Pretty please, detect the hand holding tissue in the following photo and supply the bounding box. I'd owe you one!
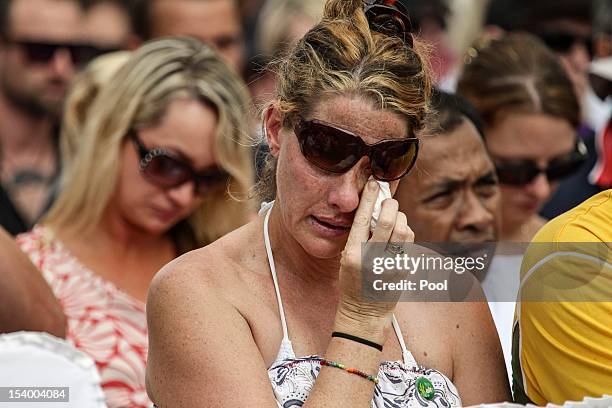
[369,178,391,233]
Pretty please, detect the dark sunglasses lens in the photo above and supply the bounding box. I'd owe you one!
[541,33,593,57]
[541,33,574,53]
[74,45,121,66]
[21,42,56,63]
[546,156,584,181]
[297,122,361,173]
[495,163,540,185]
[69,45,102,66]
[196,170,228,193]
[18,42,106,66]
[143,154,191,188]
[371,140,418,181]
[585,38,594,57]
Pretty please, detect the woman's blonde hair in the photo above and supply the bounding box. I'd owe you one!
[61,50,131,167]
[46,37,254,251]
[457,32,580,130]
[258,0,433,201]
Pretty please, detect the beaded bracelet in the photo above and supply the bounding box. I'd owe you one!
[320,358,379,384]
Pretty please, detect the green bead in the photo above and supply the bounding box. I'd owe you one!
[416,377,435,400]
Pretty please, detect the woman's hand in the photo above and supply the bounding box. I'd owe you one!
[335,180,414,344]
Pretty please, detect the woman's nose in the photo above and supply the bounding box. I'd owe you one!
[326,156,371,213]
[167,181,197,208]
[524,172,552,203]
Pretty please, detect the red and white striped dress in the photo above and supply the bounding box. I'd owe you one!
[17,226,151,408]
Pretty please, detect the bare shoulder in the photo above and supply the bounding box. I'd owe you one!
[150,219,261,300]
[146,220,264,345]
[146,220,278,406]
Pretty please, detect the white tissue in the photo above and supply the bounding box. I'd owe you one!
[370,179,391,232]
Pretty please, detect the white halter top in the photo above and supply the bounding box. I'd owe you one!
[260,202,462,407]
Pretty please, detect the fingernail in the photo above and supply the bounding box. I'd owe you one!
[368,180,378,191]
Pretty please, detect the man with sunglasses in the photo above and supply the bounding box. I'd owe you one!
[0,0,98,234]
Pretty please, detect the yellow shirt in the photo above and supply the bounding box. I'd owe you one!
[513,190,612,405]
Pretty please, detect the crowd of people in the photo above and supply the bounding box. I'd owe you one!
[0,0,610,407]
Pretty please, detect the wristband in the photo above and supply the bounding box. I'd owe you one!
[331,331,383,351]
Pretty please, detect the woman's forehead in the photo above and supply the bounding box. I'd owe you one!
[308,94,409,142]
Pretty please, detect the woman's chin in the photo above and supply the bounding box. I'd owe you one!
[299,235,347,260]
[140,218,176,237]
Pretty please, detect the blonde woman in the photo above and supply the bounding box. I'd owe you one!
[17,37,254,408]
[147,1,510,406]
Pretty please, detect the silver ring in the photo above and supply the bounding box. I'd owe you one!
[385,242,405,255]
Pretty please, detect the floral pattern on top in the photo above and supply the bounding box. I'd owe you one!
[268,356,461,407]
[17,226,151,408]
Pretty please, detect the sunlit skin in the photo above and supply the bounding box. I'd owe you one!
[150,0,245,72]
[485,112,575,241]
[396,119,500,243]
[270,95,407,260]
[145,94,511,406]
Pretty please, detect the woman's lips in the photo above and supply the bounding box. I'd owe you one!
[310,216,351,237]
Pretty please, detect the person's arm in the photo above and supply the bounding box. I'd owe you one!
[0,228,66,337]
[147,181,411,407]
[451,296,511,404]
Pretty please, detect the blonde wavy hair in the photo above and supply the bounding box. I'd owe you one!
[46,37,254,250]
[258,0,433,201]
[61,50,131,167]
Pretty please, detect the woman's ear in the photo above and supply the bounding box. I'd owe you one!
[263,105,283,157]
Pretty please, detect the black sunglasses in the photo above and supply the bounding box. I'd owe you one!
[10,40,118,67]
[294,119,419,181]
[130,133,229,195]
[539,32,593,58]
[363,0,414,47]
[493,141,587,186]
